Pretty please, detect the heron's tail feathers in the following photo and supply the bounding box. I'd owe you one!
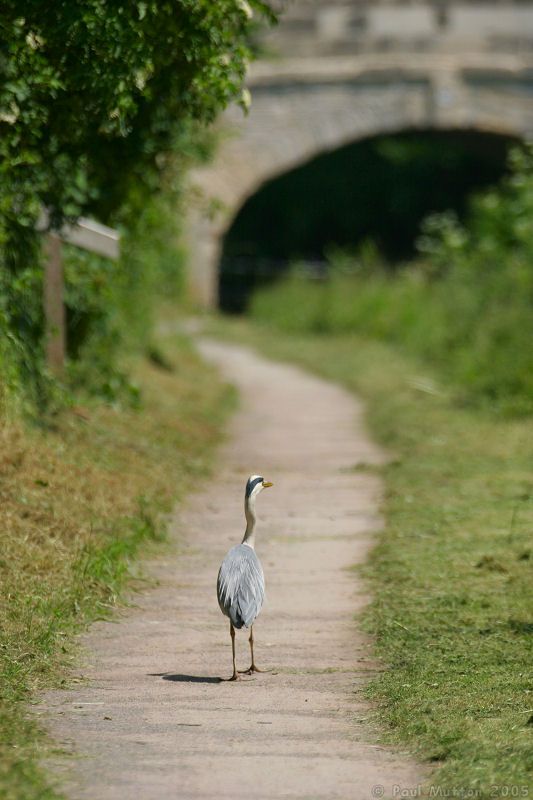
[228,602,254,629]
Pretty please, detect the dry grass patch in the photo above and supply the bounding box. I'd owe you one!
[0,333,233,800]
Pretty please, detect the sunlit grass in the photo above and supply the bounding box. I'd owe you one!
[250,269,533,415]
[0,332,234,800]
[208,314,533,796]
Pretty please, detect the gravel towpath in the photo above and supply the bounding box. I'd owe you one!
[39,340,422,799]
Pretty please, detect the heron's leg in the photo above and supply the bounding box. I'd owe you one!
[239,625,270,674]
[228,622,240,681]
[249,625,257,670]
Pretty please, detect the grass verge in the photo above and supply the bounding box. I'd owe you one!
[207,314,533,796]
[0,332,233,800]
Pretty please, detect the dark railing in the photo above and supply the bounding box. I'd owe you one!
[218,257,328,312]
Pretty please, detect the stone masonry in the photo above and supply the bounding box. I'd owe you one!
[186,1,533,307]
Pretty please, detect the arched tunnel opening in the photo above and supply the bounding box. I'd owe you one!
[218,128,517,313]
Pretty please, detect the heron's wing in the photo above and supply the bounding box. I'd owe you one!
[217,544,265,629]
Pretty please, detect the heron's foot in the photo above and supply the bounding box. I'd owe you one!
[225,671,242,682]
[238,664,271,674]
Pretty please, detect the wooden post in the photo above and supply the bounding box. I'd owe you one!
[43,233,66,375]
[38,213,119,375]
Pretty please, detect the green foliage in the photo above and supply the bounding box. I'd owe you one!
[0,1,274,409]
[1,1,272,222]
[250,145,533,415]
[0,237,57,414]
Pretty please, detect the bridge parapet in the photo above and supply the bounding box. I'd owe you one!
[264,1,533,58]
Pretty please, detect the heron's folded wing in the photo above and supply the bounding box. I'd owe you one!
[217,545,265,628]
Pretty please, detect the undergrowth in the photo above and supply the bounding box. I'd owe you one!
[250,146,533,416]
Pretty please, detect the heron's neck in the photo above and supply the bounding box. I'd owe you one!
[242,495,257,547]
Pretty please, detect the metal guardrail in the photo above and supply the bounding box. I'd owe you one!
[38,209,121,375]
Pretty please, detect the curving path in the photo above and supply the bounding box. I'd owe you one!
[39,340,422,799]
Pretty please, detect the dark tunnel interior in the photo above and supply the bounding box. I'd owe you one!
[219,128,517,312]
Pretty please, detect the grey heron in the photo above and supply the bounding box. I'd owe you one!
[217,474,273,681]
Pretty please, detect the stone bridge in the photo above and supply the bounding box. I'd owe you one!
[186,0,533,307]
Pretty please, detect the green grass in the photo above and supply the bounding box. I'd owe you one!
[207,314,533,796]
[0,331,234,800]
[249,266,533,415]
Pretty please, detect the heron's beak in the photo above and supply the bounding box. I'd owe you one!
[262,481,273,488]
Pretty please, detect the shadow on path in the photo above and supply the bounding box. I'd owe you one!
[148,672,222,684]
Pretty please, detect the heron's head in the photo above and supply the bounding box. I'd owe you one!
[245,474,273,501]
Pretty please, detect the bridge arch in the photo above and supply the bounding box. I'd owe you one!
[219,126,518,310]
[185,51,533,307]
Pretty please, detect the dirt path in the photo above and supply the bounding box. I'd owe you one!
[39,341,422,799]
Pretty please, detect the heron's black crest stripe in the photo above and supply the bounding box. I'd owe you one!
[245,476,263,497]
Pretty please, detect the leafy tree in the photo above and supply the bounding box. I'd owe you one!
[0,0,273,225]
[0,0,274,407]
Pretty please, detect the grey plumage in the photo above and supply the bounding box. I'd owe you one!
[217,543,265,629]
[217,474,273,679]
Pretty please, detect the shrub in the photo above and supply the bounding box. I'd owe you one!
[0,2,274,409]
[250,145,533,415]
